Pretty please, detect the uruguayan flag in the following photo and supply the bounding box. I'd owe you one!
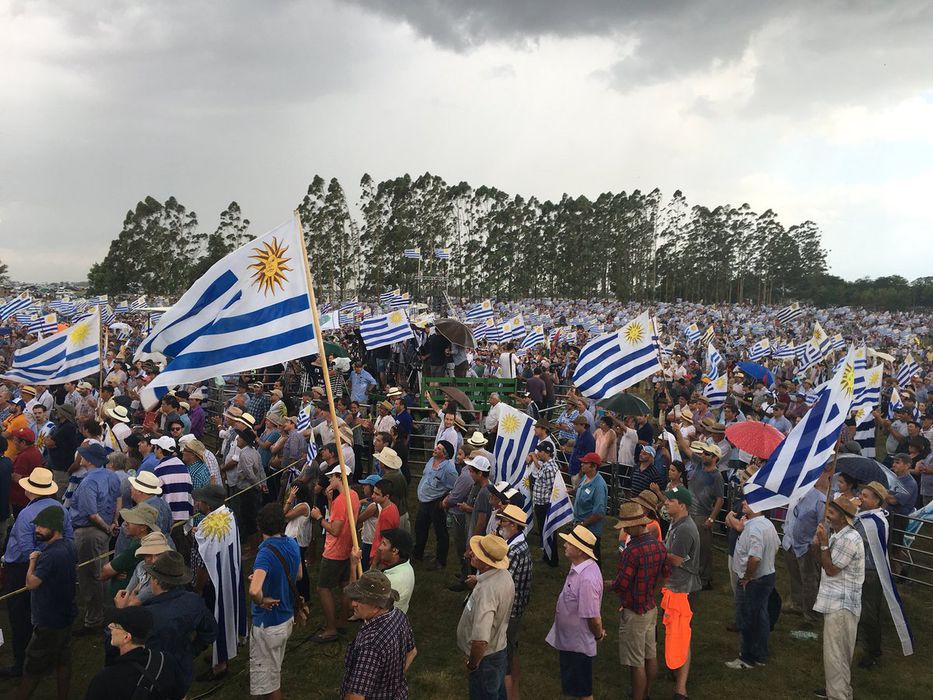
[434,248,451,260]
[389,292,411,309]
[472,319,490,341]
[542,471,574,560]
[340,299,359,313]
[136,219,319,392]
[684,323,702,343]
[466,300,494,322]
[507,315,526,339]
[772,342,795,361]
[811,321,831,357]
[114,301,130,314]
[131,296,147,311]
[360,310,414,350]
[403,248,421,259]
[775,302,803,324]
[494,404,538,527]
[704,375,728,409]
[573,311,663,400]
[195,506,247,666]
[0,295,33,321]
[707,341,724,369]
[520,325,545,349]
[701,325,715,345]
[90,295,109,307]
[2,310,100,384]
[830,334,846,352]
[379,289,401,305]
[887,387,904,420]
[852,365,883,425]
[28,313,58,336]
[101,305,116,326]
[896,353,920,387]
[748,338,771,361]
[744,347,856,511]
[296,406,318,465]
[485,319,504,344]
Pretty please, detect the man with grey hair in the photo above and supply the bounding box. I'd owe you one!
[484,393,503,436]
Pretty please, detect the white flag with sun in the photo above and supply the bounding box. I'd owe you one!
[494,404,539,529]
[1,307,100,384]
[136,217,319,392]
[196,506,247,666]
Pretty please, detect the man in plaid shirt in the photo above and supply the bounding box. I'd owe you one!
[530,441,561,566]
[497,504,533,700]
[610,502,670,700]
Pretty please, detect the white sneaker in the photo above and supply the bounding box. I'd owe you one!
[725,658,755,669]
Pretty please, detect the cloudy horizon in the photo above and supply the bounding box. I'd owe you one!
[2,0,932,284]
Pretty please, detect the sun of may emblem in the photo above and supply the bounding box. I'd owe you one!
[248,237,292,295]
[388,310,404,325]
[199,509,233,541]
[868,368,881,385]
[69,320,91,344]
[840,361,855,397]
[623,322,644,344]
[500,413,521,435]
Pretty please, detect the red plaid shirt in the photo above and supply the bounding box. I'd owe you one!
[611,531,670,614]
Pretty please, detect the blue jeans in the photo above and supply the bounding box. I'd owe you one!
[468,649,507,700]
[735,572,775,664]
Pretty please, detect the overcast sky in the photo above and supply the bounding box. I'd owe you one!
[2,0,932,283]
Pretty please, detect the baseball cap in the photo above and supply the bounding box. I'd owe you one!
[664,486,693,507]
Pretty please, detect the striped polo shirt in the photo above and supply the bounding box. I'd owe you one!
[154,456,194,521]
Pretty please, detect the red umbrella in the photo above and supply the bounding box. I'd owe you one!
[724,422,786,460]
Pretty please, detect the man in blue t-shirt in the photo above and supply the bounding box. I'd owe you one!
[248,503,301,698]
[19,505,77,697]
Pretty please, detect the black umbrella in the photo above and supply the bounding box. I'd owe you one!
[435,318,476,349]
[596,393,651,417]
[835,453,903,493]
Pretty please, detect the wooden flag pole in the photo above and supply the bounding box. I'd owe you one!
[294,210,363,577]
[97,306,105,390]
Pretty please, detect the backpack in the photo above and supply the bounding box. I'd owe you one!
[129,649,171,700]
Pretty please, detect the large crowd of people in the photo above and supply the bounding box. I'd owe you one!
[0,295,931,699]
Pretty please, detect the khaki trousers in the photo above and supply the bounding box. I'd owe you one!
[823,609,858,700]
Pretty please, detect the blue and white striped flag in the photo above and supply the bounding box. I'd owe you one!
[896,353,920,387]
[403,248,421,259]
[701,325,715,346]
[434,248,451,260]
[340,299,360,313]
[684,323,702,343]
[2,310,101,384]
[775,302,803,324]
[703,375,729,410]
[506,315,526,339]
[296,406,318,464]
[466,300,494,322]
[360,310,414,350]
[115,301,130,314]
[485,319,504,344]
[494,404,538,528]
[135,218,319,394]
[15,313,34,324]
[131,296,147,311]
[852,364,882,426]
[389,292,411,309]
[101,305,116,326]
[744,348,856,511]
[379,289,401,305]
[830,334,846,352]
[0,295,33,321]
[472,319,490,341]
[90,294,109,307]
[194,506,247,666]
[28,313,58,336]
[887,387,904,420]
[748,339,771,361]
[707,341,724,370]
[520,325,545,349]
[573,311,663,401]
[541,471,574,560]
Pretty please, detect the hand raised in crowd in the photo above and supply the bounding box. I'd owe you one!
[815,522,829,546]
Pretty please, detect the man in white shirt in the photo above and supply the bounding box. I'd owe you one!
[485,393,504,435]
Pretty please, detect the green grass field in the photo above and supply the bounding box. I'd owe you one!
[2,514,931,699]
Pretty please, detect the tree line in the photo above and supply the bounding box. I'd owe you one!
[82,173,933,310]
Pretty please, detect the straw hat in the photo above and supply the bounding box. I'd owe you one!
[264,412,285,427]
[106,405,131,423]
[374,447,403,470]
[20,467,58,496]
[559,525,598,560]
[466,431,488,447]
[701,442,723,458]
[828,494,858,524]
[182,438,206,460]
[468,533,510,570]
[378,400,393,412]
[614,501,651,530]
[119,503,159,531]
[863,480,889,504]
[20,385,37,397]
[632,489,661,515]
[498,504,527,528]
[453,415,467,431]
[234,412,256,428]
[128,471,163,496]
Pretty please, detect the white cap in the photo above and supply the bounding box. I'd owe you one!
[325,464,349,477]
[177,433,196,446]
[465,455,491,473]
[153,435,176,451]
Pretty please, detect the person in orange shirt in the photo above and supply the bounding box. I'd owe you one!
[617,490,663,548]
[309,463,360,644]
[2,399,30,458]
